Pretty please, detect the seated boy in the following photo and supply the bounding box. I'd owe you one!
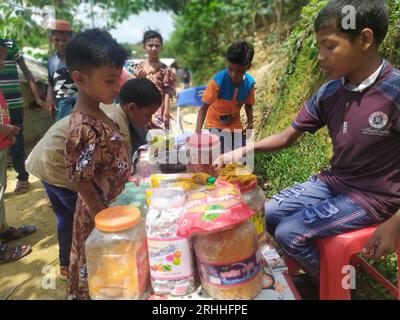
[196,41,255,153]
[216,0,400,279]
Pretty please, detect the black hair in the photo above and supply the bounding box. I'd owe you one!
[314,0,389,45]
[0,39,7,48]
[119,78,162,108]
[143,30,163,46]
[226,41,254,66]
[65,28,128,72]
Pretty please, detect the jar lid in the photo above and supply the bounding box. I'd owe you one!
[186,133,220,148]
[95,206,141,232]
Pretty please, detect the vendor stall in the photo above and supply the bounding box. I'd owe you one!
[85,131,301,300]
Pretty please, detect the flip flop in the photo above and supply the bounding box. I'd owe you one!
[0,243,31,265]
[0,225,38,243]
[14,180,30,194]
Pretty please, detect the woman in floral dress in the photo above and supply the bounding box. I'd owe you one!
[126,30,175,130]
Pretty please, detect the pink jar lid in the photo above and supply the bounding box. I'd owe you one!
[186,133,220,148]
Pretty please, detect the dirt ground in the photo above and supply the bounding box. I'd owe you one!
[0,103,198,300]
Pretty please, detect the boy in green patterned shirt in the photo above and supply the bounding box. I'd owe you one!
[0,39,45,194]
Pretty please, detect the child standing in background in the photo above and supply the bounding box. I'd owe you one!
[45,20,78,121]
[196,41,256,153]
[126,30,174,130]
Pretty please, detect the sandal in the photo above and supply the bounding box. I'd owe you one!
[0,225,38,243]
[60,266,69,281]
[14,180,30,194]
[0,243,31,265]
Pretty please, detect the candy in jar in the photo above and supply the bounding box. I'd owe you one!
[86,206,149,300]
[146,188,196,296]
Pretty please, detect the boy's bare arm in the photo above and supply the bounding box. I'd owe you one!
[75,181,107,215]
[253,125,303,153]
[163,92,171,129]
[215,125,304,168]
[244,104,254,129]
[195,103,209,133]
[17,58,45,109]
[45,86,55,118]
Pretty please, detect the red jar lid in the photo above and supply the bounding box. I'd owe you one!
[186,133,220,148]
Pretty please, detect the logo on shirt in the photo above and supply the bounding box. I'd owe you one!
[369,112,388,129]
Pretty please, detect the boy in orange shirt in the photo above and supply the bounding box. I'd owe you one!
[196,41,255,153]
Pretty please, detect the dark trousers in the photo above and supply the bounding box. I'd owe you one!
[42,181,77,267]
[9,108,29,181]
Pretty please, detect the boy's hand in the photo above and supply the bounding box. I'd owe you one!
[44,100,56,118]
[214,147,245,171]
[362,220,400,261]
[163,112,172,130]
[135,70,147,78]
[144,121,161,131]
[0,124,20,139]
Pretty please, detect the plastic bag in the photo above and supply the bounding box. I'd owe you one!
[177,184,254,237]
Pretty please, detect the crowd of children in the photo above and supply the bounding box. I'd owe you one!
[0,0,399,300]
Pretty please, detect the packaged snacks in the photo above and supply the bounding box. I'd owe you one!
[218,164,267,243]
[193,220,263,300]
[260,243,288,275]
[146,188,196,296]
[177,184,254,237]
[150,173,194,188]
[218,163,257,187]
[86,206,149,300]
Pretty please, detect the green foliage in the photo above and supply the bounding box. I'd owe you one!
[381,0,400,67]
[0,2,48,48]
[165,0,306,84]
[255,0,331,196]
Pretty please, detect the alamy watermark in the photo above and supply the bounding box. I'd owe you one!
[342,5,357,30]
[41,265,57,290]
[342,265,356,290]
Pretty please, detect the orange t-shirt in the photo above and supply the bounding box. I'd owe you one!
[202,69,255,130]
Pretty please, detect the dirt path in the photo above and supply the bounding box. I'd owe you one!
[0,171,67,300]
[0,102,199,300]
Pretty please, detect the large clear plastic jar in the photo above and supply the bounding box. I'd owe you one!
[240,182,267,243]
[146,188,196,296]
[86,206,149,300]
[186,133,220,176]
[194,220,262,300]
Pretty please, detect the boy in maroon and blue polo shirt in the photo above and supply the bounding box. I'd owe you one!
[217,0,400,279]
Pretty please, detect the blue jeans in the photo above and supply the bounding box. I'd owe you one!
[42,181,77,267]
[9,108,29,181]
[265,176,381,279]
[55,97,76,122]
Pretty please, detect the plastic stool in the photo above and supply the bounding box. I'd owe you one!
[285,226,400,300]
